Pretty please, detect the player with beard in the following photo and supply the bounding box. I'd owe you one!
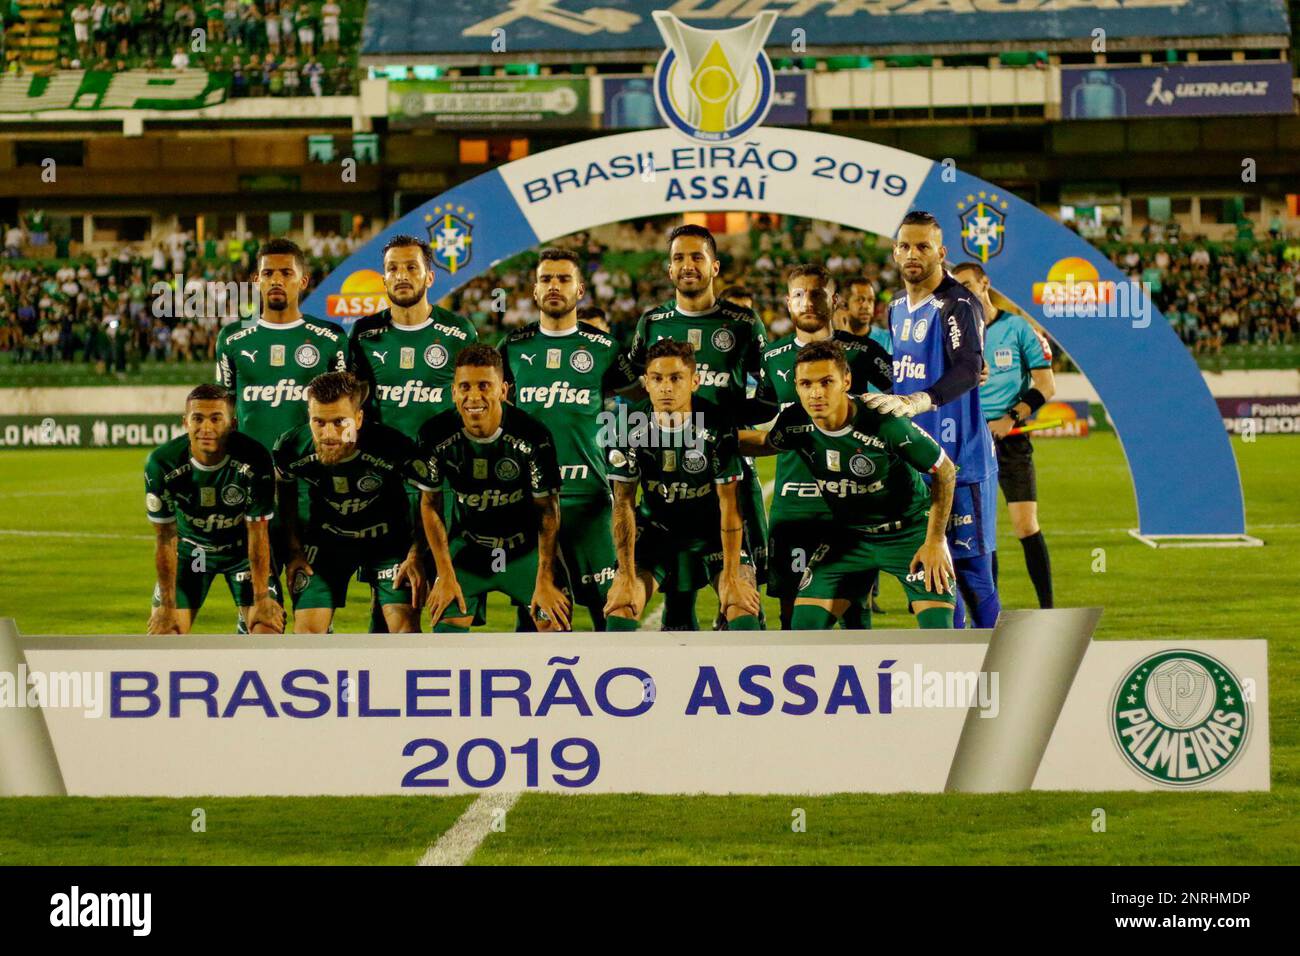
[273,371,433,633]
[753,264,893,629]
[498,248,640,631]
[214,237,347,630]
[865,211,1000,629]
[349,234,477,631]
[630,224,771,629]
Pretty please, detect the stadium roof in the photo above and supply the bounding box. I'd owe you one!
[361,0,1292,66]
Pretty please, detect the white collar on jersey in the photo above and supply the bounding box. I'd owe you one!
[904,293,935,314]
[257,317,305,330]
[464,425,504,444]
[392,316,433,332]
[539,322,578,337]
[190,455,230,471]
[674,302,720,318]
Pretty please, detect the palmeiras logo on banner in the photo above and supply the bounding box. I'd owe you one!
[425,203,475,274]
[653,12,777,143]
[957,192,1008,263]
[1111,649,1250,787]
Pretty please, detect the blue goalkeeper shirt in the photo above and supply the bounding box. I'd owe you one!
[888,271,994,484]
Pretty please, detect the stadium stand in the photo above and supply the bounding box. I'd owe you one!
[4,217,1297,382]
[4,1,365,94]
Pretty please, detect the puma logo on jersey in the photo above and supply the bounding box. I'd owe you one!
[372,350,388,364]
[775,369,790,381]
[520,353,536,365]
[241,350,258,362]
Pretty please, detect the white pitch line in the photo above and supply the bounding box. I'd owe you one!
[0,528,152,541]
[418,791,520,867]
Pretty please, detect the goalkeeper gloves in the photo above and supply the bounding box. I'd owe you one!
[862,391,933,418]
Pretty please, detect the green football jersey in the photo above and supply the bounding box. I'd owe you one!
[756,331,896,522]
[349,307,478,436]
[417,403,562,554]
[500,321,639,500]
[215,316,349,452]
[272,421,434,544]
[144,431,276,570]
[766,396,944,532]
[606,399,743,537]
[630,298,768,423]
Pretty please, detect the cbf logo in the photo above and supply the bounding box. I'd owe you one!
[653,12,777,143]
[1112,650,1249,787]
[425,204,475,274]
[957,191,1009,263]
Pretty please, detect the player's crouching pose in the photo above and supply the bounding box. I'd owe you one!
[739,342,957,629]
[274,371,434,633]
[417,345,572,632]
[145,384,284,635]
[604,340,764,630]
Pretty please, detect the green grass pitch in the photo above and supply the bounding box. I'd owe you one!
[0,433,1297,864]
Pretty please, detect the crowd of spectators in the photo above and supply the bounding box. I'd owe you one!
[2,214,1297,372]
[6,2,360,98]
[0,223,365,367]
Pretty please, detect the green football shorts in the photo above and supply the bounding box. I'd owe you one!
[441,536,571,623]
[796,521,955,609]
[558,493,617,608]
[290,535,413,610]
[154,544,282,612]
[636,521,753,594]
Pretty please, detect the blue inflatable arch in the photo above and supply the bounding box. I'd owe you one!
[305,128,1245,539]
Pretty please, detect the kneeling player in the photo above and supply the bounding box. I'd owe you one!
[604,340,763,630]
[418,345,571,632]
[274,371,432,633]
[145,384,284,635]
[739,341,956,629]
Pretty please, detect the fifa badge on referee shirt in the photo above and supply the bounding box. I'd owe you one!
[270,344,285,367]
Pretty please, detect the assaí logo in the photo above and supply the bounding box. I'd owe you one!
[653,11,778,143]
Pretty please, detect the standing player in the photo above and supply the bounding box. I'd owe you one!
[214,237,348,627]
[349,234,478,630]
[418,346,571,633]
[145,384,284,635]
[215,237,349,451]
[840,276,894,356]
[867,211,1000,628]
[630,224,770,627]
[739,341,956,629]
[499,248,640,630]
[273,371,433,633]
[754,264,893,629]
[953,261,1057,609]
[604,340,763,630]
